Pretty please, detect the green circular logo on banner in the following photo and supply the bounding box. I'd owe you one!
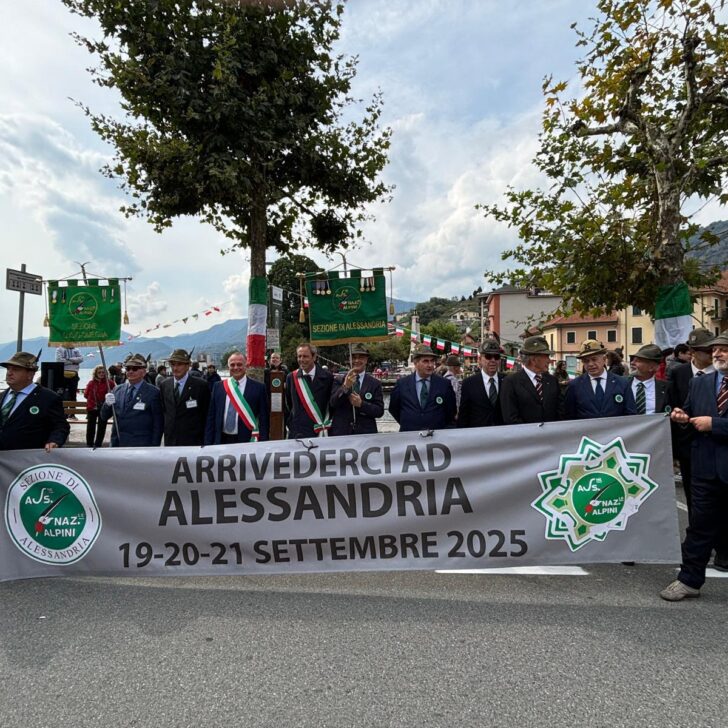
[4,465,102,565]
[68,292,98,321]
[272,377,282,388]
[572,472,625,525]
[333,285,362,315]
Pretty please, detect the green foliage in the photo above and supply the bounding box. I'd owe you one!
[268,253,320,326]
[366,337,411,367]
[416,297,452,326]
[479,0,728,315]
[421,320,461,344]
[63,0,391,278]
[280,322,307,370]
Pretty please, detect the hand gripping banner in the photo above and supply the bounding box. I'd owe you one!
[0,415,680,582]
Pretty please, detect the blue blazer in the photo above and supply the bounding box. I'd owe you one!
[388,373,457,432]
[205,378,269,445]
[564,372,637,420]
[101,380,163,447]
[682,372,728,482]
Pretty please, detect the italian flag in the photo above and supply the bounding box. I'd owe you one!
[422,334,432,347]
[654,282,693,350]
[395,327,404,337]
[410,331,419,343]
[451,343,460,355]
[435,339,445,351]
[246,276,267,368]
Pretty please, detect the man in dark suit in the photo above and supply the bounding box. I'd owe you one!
[457,338,506,428]
[661,331,728,601]
[666,328,715,514]
[205,351,269,444]
[389,344,457,432]
[628,344,669,414]
[564,339,637,419]
[0,351,69,451]
[100,353,163,447]
[500,335,562,425]
[285,342,334,438]
[160,348,211,446]
[329,343,384,436]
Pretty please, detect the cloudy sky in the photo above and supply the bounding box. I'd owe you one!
[3,0,718,346]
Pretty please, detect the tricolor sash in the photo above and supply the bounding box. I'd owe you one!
[222,378,260,442]
[293,370,331,436]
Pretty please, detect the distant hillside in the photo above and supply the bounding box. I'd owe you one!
[688,219,728,267]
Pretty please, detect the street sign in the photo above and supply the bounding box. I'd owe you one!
[6,268,42,295]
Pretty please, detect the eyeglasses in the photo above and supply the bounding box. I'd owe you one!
[482,354,500,360]
[125,365,144,371]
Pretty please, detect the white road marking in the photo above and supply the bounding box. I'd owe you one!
[436,566,589,576]
[676,501,688,512]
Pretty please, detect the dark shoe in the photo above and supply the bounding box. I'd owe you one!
[660,580,700,602]
[621,561,635,566]
[712,556,728,572]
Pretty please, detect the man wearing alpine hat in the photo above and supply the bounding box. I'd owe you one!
[457,338,505,428]
[0,351,69,451]
[661,329,728,600]
[159,348,211,446]
[564,339,637,420]
[628,344,669,415]
[500,335,562,424]
[101,353,163,447]
[389,344,457,432]
[329,343,384,436]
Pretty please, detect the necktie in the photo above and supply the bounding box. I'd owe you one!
[534,374,543,400]
[717,377,728,415]
[1,391,18,424]
[353,376,360,394]
[594,378,605,407]
[636,382,646,414]
[420,378,429,408]
[696,371,704,376]
[488,377,497,405]
[174,382,181,402]
[126,385,135,407]
[225,399,238,433]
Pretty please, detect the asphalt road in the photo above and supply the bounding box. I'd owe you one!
[2,495,727,728]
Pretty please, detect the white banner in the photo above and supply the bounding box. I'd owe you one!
[0,416,681,582]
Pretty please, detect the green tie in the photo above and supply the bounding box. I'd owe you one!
[1,391,18,424]
[419,378,429,408]
[353,376,360,394]
[174,382,181,402]
[636,382,646,414]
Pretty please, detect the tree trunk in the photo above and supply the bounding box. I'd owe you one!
[654,168,683,287]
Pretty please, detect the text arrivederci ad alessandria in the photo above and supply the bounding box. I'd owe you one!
[118,442,529,570]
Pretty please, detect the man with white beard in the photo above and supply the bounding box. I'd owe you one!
[661,331,728,601]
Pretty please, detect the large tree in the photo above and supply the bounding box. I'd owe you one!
[481,0,728,320]
[64,0,391,374]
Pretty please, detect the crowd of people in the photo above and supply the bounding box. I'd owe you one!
[2,326,727,602]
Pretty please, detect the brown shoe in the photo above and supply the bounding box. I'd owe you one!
[660,579,700,602]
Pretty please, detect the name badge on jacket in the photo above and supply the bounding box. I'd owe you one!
[186,400,197,409]
[133,402,146,411]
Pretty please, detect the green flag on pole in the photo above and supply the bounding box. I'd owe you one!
[48,279,122,347]
[305,270,388,346]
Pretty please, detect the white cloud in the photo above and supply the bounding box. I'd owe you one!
[127,281,168,321]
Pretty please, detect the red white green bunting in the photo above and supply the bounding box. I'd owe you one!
[422,334,432,347]
[292,371,331,436]
[222,378,260,441]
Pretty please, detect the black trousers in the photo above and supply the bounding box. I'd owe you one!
[63,373,79,401]
[85,409,108,448]
[679,475,728,589]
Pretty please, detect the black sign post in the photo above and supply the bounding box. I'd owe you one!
[6,264,42,351]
